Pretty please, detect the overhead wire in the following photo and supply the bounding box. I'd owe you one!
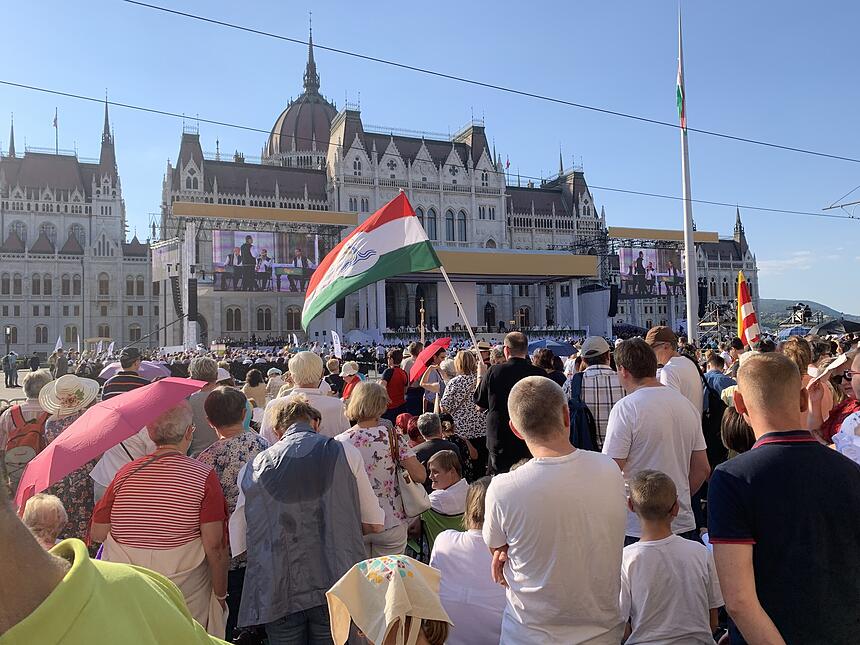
[123,0,860,166]
[0,78,855,222]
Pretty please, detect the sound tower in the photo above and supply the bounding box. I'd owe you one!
[187,278,198,322]
[697,283,708,319]
[607,285,619,318]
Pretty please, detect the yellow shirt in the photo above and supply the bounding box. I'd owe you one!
[0,539,227,645]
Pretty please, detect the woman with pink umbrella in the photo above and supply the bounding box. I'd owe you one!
[39,374,100,544]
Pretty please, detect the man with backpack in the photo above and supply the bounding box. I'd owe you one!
[564,336,625,451]
[0,369,52,493]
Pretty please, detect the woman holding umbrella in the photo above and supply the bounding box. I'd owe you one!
[39,374,100,543]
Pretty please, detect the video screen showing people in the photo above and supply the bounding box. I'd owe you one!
[212,231,325,293]
[618,248,685,298]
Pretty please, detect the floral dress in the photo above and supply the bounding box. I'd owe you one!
[45,410,96,542]
[196,430,270,569]
[440,374,487,439]
[337,425,415,529]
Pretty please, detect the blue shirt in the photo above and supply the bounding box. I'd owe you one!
[703,369,735,395]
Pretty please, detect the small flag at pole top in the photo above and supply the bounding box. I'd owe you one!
[505,156,510,169]
[676,17,687,131]
[52,108,57,129]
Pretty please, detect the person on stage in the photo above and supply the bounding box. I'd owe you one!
[288,246,313,292]
[256,248,273,292]
[240,235,256,291]
[224,247,243,290]
[634,251,646,295]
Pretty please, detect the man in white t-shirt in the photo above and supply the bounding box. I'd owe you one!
[483,376,627,644]
[603,338,710,543]
[646,326,704,417]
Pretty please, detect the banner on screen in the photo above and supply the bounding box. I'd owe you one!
[211,230,331,293]
[618,248,685,299]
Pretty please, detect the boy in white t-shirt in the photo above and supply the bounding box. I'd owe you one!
[620,470,723,644]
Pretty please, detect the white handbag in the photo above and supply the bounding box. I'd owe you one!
[387,428,431,518]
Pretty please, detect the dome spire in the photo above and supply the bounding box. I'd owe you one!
[303,12,320,95]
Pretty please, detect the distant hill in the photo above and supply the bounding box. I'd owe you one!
[758,298,859,329]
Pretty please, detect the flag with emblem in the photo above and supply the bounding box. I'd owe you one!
[302,192,441,329]
[737,270,760,348]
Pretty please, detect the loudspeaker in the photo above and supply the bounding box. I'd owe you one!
[607,284,619,318]
[697,284,708,319]
[187,278,198,322]
[335,298,345,319]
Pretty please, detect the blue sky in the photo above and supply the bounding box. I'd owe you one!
[3,0,859,313]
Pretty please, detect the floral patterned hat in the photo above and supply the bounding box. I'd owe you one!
[327,555,451,645]
[39,373,99,417]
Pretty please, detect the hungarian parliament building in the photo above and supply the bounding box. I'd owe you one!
[0,30,758,352]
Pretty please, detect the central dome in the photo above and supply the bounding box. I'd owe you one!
[263,30,336,163]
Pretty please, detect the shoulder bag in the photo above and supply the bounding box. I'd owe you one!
[387,428,431,518]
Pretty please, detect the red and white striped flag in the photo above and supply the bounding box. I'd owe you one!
[737,271,760,348]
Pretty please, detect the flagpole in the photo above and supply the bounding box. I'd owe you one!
[678,13,699,342]
[438,266,480,352]
[54,108,58,155]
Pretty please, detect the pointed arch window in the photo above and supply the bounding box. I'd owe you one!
[136,276,145,296]
[32,274,41,296]
[353,157,362,176]
[35,325,48,344]
[457,210,467,242]
[43,274,52,295]
[415,207,424,228]
[257,306,273,331]
[12,274,22,295]
[73,274,82,296]
[62,274,71,296]
[445,210,455,242]
[226,307,242,331]
[64,325,78,344]
[98,273,110,296]
[286,306,301,331]
[126,276,135,296]
[426,208,438,241]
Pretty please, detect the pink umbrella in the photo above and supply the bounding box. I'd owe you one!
[409,337,452,383]
[15,377,206,510]
[99,360,171,381]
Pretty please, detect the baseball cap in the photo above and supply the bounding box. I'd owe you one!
[119,346,141,362]
[644,326,677,346]
[580,336,611,359]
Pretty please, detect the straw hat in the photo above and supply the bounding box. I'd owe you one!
[39,374,99,417]
[340,361,359,377]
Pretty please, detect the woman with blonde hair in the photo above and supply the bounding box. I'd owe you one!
[440,350,487,474]
[22,493,68,550]
[336,382,426,557]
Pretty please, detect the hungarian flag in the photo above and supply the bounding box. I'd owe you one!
[677,17,687,130]
[301,192,441,329]
[737,271,760,348]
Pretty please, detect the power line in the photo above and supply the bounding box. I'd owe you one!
[0,78,855,223]
[123,0,860,166]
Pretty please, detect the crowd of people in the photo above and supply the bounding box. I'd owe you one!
[0,324,859,644]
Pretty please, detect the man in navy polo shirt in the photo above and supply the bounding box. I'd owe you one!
[708,353,860,644]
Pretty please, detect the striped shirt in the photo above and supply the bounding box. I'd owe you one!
[102,370,151,400]
[92,452,227,549]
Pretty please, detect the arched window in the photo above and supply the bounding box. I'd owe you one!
[73,274,82,296]
[32,274,41,296]
[97,323,110,338]
[426,208,438,240]
[415,207,424,228]
[43,274,52,295]
[64,325,78,344]
[12,274,22,295]
[9,221,26,244]
[0,274,7,295]
[722,278,729,298]
[485,238,497,249]
[256,307,272,331]
[518,306,531,328]
[99,273,110,296]
[484,302,496,328]
[35,325,48,344]
[61,274,71,296]
[39,222,57,245]
[226,307,242,331]
[136,276,145,296]
[129,324,142,342]
[353,157,362,176]
[126,276,134,296]
[286,306,301,330]
[445,210,455,242]
[709,278,716,298]
[457,210,467,242]
[6,326,17,344]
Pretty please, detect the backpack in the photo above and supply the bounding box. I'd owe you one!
[683,355,729,468]
[567,372,599,451]
[4,406,50,493]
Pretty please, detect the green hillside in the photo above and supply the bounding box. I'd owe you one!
[758,298,859,329]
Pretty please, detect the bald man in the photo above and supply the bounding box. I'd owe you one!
[707,353,860,645]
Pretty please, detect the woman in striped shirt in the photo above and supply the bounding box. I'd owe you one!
[91,401,229,640]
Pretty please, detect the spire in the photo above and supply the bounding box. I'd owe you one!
[558,146,564,175]
[99,95,117,183]
[303,14,320,95]
[734,206,744,234]
[102,95,112,144]
[8,114,15,158]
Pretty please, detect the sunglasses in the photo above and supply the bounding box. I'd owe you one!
[839,371,858,381]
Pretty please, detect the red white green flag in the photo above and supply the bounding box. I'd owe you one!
[737,270,760,347]
[302,192,441,329]
[677,16,687,130]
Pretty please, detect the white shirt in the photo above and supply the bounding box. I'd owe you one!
[429,477,468,514]
[483,450,627,645]
[90,427,156,488]
[657,355,704,417]
[260,385,350,443]
[430,529,506,645]
[620,535,723,645]
[229,439,384,557]
[603,386,707,537]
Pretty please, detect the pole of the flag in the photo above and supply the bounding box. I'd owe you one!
[679,14,699,342]
[438,266,480,353]
[54,108,58,155]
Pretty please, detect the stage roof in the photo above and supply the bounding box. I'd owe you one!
[172,202,357,227]
[608,227,719,243]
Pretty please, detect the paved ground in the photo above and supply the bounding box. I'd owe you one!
[0,369,34,404]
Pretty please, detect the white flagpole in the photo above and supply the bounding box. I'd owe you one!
[679,12,699,342]
[439,266,480,352]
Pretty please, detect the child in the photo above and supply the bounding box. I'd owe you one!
[621,470,723,644]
